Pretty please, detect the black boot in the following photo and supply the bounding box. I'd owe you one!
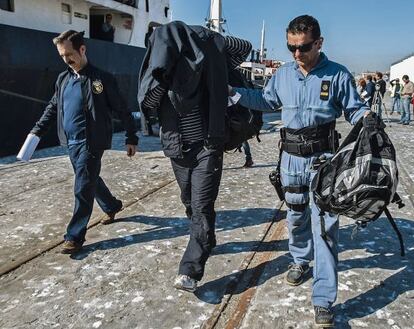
[314,306,334,328]
[242,159,254,168]
[285,263,310,286]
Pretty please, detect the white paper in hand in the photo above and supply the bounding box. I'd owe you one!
[17,134,40,162]
[227,92,241,107]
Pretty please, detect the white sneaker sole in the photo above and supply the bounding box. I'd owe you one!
[173,283,197,292]
[315,322,334,328]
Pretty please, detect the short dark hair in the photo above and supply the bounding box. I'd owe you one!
[376,71,383,79]
[286,15,321,40]
[366,75,372,81]
[403,75,409,80]
[106,13,112,19]
[53,30,85,52]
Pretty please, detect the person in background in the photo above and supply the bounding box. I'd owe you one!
[389,78,401,115]
[373,72,386,119]
[102,13,115,42]
[357,78,370,104]
[400,75,414,125]
[376,72,386,96]
[365,75,375,107]
[357,78,366,95]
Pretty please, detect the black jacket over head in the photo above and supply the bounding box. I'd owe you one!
[138,21,251,158]
[32,63,138,150]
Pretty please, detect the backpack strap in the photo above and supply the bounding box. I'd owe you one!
[383,207,405,256]
[318,211,334,255]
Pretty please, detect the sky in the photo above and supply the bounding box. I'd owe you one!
[169,0,414,74]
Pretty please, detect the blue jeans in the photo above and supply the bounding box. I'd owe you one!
[281,152,339,309]
[242,141,252,161]
[401,97,412,123]
[65,142,122,243]
[391,97,401,113]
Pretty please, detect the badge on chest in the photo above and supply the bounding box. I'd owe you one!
[92,79,104,94]
[320,80,330,100]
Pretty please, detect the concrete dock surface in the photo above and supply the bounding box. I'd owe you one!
[1,111,413,329]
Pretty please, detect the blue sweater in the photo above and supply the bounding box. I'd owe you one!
[62,74,86,144]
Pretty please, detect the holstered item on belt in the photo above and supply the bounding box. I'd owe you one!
[280,121,340,157]
[269,147,285,201]
[269,168,285,202]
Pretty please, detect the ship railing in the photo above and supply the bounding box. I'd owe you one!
[236,67,269,89]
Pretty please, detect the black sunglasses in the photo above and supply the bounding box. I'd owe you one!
[287,40,316,53]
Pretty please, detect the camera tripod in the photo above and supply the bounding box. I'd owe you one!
[371,89,391,125]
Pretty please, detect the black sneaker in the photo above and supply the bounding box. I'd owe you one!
[314,306,334,327]
[285,263,310,286]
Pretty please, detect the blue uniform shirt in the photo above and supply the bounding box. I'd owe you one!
[234,52,368,129]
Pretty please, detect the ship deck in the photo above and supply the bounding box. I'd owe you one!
[1,106,414,329]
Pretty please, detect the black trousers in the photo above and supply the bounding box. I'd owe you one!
[171,145,223,281]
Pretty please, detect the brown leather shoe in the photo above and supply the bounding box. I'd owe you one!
[101,208,122,225]
[242,159,254,168]
[60,240,83,254]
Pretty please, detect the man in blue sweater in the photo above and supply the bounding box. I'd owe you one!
[31,30,138,254]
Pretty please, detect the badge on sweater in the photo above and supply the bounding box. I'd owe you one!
[92,80,103,94]
[320,80,330,100]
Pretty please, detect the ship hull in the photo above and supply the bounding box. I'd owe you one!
[0,24,146,157]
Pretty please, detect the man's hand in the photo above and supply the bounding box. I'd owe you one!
[126,144,136,157]
[363,110,371,117]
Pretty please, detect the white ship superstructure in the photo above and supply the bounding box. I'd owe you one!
[0,0,170,47]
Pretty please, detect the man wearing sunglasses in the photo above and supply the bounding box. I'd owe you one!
[229,15,370,327]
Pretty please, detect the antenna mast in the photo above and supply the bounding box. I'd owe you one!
[259,20,266,62]
[206,0,225,33]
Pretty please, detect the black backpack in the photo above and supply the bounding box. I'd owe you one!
[311,113,405,255]
[224,69,263,151]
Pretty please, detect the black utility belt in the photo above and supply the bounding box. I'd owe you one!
[279,126,340,157]
[280,138,331,157]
